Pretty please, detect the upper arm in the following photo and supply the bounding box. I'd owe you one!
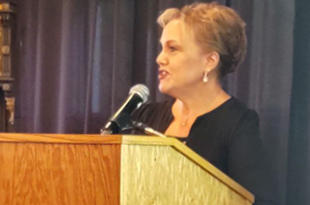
[227,111,276,204]
[228,110,261,180]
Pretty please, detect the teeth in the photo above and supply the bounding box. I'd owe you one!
[158,70,168,79]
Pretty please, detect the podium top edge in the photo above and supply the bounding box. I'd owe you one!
[0,133,178,145]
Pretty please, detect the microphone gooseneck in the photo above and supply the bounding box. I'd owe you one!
[132,121,167,138]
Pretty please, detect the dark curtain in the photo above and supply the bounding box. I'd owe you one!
[12,0,309,204]
[287,0,310,204]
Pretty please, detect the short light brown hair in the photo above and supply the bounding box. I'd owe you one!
[157,2,247,78]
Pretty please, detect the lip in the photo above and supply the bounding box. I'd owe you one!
[158,69,169,80]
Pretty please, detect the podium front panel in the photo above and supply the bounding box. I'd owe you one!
[0,141,121,205]
[120,144,252,205]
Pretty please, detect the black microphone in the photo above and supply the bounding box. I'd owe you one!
[100,84,149,135]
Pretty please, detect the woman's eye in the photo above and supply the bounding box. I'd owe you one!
[169,46,177,52]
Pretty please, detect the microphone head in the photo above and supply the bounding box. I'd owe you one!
[129,84,149,103]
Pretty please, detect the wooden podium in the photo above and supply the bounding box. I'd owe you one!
[0,134,254,205]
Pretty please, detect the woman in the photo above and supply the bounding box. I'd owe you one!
[132,2,275,205]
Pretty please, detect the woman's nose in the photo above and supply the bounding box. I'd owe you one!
[156,51,168,66]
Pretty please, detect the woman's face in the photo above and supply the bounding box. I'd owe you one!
[156,19,207,96]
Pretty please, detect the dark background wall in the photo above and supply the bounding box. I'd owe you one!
[8,0,310,204]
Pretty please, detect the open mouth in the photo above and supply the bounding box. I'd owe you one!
[158,70,169,80]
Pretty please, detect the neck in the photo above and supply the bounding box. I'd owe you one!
[173,80,230,116]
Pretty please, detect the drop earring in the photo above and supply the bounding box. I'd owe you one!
[203,71,209,83]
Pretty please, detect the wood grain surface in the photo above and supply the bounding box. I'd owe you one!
[0,133,123,144]
[0,134,254,205]
[0,140,121,205]
[120,144,252,205]
[121,136,254,203]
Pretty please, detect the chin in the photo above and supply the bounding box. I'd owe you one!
[158,83,167,93]
[158,82,170,94]
[158,83,176,97]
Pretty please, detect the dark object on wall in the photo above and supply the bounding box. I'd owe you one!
[0,2,16,132]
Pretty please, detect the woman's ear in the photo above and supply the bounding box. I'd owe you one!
[205,51,220,72]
